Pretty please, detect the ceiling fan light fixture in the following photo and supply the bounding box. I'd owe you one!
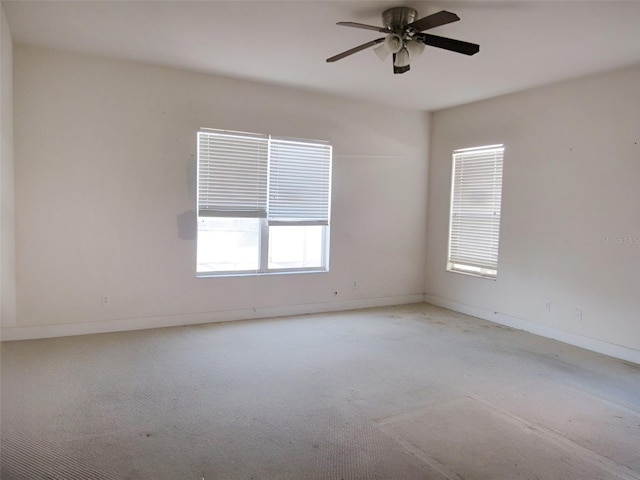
[405,39,425,61]
[394,47,411,68]
[374,43,390,61]
[383,33,404,54]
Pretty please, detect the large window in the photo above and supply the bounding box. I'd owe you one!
[448,144,504,279]
[197,129,332,276]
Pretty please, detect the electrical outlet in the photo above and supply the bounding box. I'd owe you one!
[352,281,358,289]
[545,302,551,312]
[102,295,110,306]
[575,308,583,321]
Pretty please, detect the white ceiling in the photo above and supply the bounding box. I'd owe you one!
[5,0,640,111]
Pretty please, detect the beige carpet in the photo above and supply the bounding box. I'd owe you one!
[2,304,639,479]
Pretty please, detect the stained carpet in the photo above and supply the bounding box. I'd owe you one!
[2,304,639,479]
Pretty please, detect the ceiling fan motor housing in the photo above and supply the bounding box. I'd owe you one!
[382,7,418,32]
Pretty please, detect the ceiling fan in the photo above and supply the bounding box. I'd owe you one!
[326,7,479,74]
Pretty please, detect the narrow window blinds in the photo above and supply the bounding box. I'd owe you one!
[197,130,268,218]
[448,145,504,278]
[268,138,332,226]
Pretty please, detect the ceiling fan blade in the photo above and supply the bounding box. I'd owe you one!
[326,38,385,62]
[337,22,390,33]
[406,10,460,32]
[392,54,410,74]
[415,33,480,56]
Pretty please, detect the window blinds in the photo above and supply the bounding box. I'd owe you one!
[268,138,332,226]
[448,145,504,278]
[197,130,331,224]
[197,130,268,217]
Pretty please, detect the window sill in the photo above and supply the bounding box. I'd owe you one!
[447,268,497,280]
[197,268,329,279]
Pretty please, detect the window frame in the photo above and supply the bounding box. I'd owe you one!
[447,144,504,280]
[196,129,332,277]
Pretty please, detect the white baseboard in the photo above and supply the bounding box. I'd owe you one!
[424,294,640,365]
[0,294,424,341]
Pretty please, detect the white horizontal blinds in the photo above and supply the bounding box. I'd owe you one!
[197,130,268,218]
[268,138,332,226]
[449,145,504,277]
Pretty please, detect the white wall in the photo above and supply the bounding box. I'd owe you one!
[1,2,16,331]
[6,45,429,339]
[426,64,640,360]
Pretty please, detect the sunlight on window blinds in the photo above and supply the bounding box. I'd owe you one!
[448,144,504,279]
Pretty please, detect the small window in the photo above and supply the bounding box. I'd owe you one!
[448,144,504,279]
[196,129,332,276]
